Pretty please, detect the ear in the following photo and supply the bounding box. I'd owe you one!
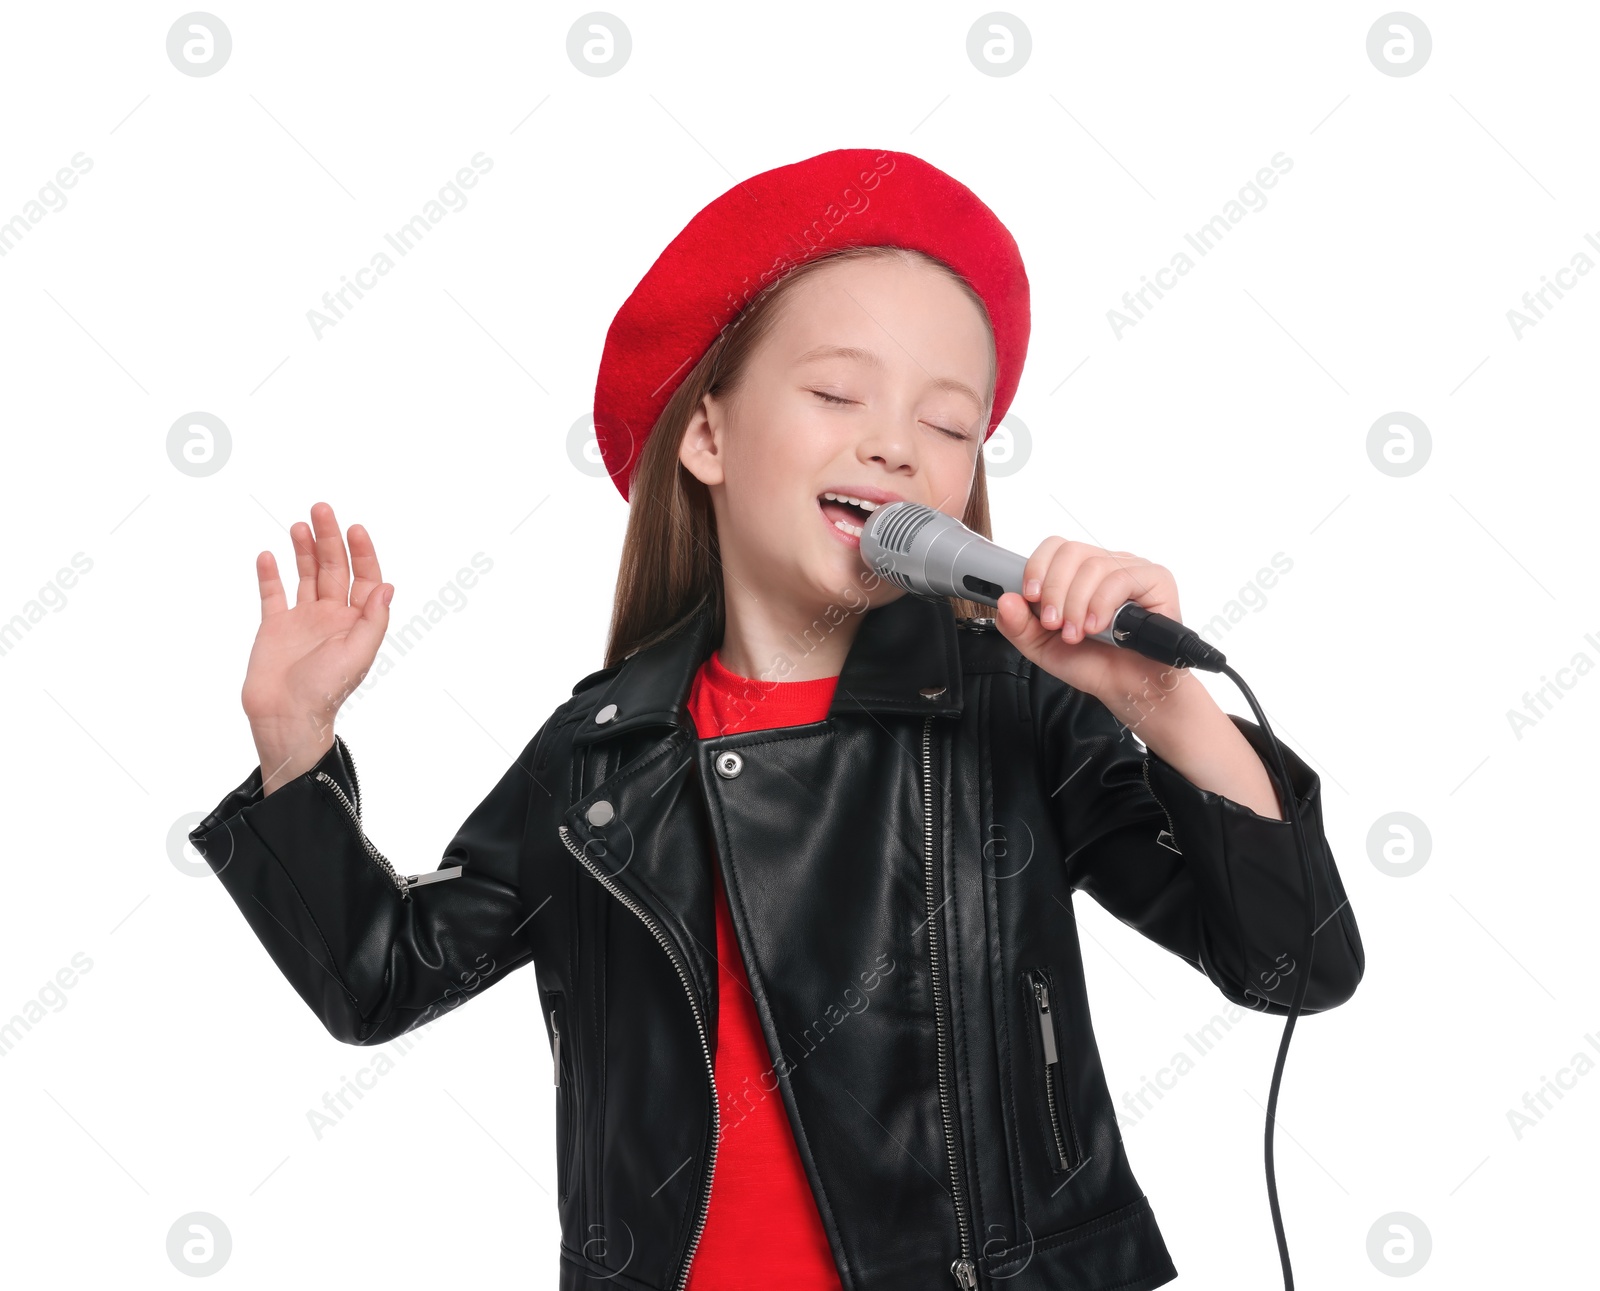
[677,393,727,488]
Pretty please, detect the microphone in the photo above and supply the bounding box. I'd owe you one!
[859,501,1227,673]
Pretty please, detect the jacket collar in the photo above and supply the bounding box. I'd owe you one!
[573,591,965,746]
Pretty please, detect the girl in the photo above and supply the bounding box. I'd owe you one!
[192,149,1363,1291]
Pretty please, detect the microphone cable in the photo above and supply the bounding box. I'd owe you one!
[1086,608,1324,1290]
[1078,601,1323,1288]
[1215,662,1320,1291]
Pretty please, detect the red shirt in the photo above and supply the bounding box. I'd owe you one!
[684,648,844,1290]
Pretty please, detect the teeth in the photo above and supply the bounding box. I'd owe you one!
[832,517,864,537]
[822,492,881,512]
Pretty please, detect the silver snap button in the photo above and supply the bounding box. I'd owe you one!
[920,686,947,699]
[586,799,614,826]
[594,703,618,724]
[713,750,743,779]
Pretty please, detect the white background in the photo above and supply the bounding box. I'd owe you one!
[1,2,1593,1286]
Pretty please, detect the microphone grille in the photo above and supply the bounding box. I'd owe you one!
[873,501,941,554]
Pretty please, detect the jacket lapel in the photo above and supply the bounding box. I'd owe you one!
[572,591,964,749]
[558,591,967,1008]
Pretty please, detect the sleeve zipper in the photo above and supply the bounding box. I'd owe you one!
[312,739,463,899]
[1142,756,1182,854]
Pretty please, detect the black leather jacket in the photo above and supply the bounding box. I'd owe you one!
[190,592,1364,1290]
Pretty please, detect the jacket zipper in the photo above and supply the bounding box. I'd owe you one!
[550,1007,561,1087]
[1141,757,1181,854]
[313,741,464,898]
[548,996,576,1205]
[923,715,978,1290]
[1029,972,1080,1171]
[558,822,719,1291]
[342,734,364,815]
[314,765,413,899]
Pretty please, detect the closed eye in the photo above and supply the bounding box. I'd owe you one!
[809,389,968,441]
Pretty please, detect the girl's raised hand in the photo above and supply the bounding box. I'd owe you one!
[994,537,1183,708]
[241,501,393,794]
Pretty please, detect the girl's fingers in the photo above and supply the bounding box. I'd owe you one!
[347,523,384,608]
[290,521,319,606]
[1036,540,1091,630]
[1088,561,1165,636]
[1061,557,1155,640]
[310,502,352,604]
[343,581,392,666]
[997,590,1050,655]
[256,550,288,620]
[1020,536,1067,609]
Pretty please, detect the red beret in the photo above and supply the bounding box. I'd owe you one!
[592,147,1031,502]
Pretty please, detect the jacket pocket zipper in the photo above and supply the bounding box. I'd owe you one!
[1026,967,1082,1173]
[922,716,978,1290]
[313,740,464,899]
[550,1006,561,1087]
[545,990,576,1205]
[559,821,718,1291]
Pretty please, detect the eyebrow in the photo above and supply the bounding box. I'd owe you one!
[793,344,985,412]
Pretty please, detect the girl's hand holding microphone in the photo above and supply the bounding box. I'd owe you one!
[241,501,393,796]
[993,536,1283,820]
[993,537,1185,708]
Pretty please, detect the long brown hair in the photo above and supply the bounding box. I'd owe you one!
[603,244,999,668]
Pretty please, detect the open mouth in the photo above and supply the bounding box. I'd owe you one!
[818,491,880,538]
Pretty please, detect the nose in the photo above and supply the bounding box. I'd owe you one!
[856,418,920,477]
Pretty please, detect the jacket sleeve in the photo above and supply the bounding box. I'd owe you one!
[188,728,553,1046]
[1032,669,1365,1015]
